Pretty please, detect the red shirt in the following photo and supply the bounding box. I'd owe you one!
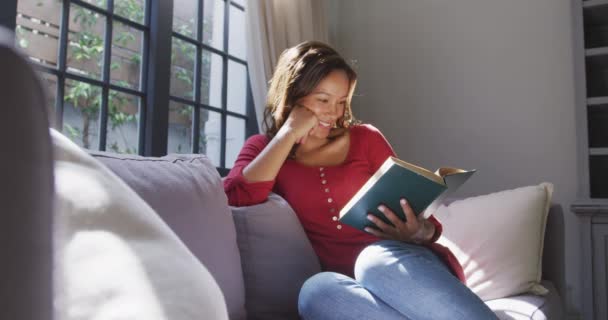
[224,124,465,282]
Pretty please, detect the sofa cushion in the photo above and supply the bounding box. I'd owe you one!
[486,281,563,320]
[52,129,229,320]
[231,193,322,320]
[435,183,553,301]
[91,151,246,320]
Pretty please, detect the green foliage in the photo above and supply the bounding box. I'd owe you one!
[114,30,135,47]
[70,31,103,60]
[62,0,143,153]
[114,0,145,23]
[64,124,81,140]
[28,0,208,154]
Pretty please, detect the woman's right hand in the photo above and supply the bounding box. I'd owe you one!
[280,104,319,145]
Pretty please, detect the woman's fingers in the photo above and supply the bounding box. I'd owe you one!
[400,198,417,224]
[363,225,388,239]
[377,205,403,228]
[365,200,425,243]
[366,213,392,232]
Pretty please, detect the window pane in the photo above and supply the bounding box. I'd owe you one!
[63,79,101,150]
[168,101,194,153]
[226,116,245,168]
[228,4,246,60]
[173,0,197,38]
[199,109,221,166]
[202,0,224,50]
[39,72,58,128]
[67,4,106,80]
[111,21,143,90]
[201,50,223,108]
[114,0,146,25]
[16,1,62,68]
[227,60,247,114]
[106,90,139,154]
[170,38,195,100]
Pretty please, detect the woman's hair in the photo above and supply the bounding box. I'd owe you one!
[263,41,358,139]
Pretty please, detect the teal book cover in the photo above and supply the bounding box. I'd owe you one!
[339,157,475,231]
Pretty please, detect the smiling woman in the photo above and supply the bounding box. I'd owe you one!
[224,41,499,320]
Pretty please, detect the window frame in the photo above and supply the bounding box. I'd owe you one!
[2,0,256,172]
[168,0,251,169]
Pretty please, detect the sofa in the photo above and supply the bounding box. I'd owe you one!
[87,153,565,320]
[1,28,565,320]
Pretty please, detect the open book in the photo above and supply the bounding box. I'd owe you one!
[339,156,475,231]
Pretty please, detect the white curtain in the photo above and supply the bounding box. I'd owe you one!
[246,0,328,132]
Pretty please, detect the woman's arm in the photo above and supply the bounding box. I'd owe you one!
[242,105,318,183]
[241,129,297,183]
[224,106,318,206]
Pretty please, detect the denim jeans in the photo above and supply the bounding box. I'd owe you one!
[298,240,498,320]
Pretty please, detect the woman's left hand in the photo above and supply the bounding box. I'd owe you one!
[364,198,435,244]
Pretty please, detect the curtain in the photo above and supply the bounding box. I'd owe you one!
[246,0,328,132]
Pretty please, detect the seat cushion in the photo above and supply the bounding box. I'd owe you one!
[91,151,246,320]
[486,281,563,320]
[52,130,229,320]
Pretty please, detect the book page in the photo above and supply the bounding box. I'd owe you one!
[435,167,466,177]
[391,157,444,186]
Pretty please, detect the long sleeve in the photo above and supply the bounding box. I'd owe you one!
[362,124,443,242]
[223,134,275,206]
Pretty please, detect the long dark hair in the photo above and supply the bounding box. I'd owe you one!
[263,41,359,141]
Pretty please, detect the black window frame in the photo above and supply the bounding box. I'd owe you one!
[1,0,256,174]
[168,0,252,169]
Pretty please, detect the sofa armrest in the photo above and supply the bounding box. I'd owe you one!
[542,204,566,305]
[0,27,54,320]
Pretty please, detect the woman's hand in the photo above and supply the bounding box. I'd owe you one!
[364,199,436,244]
[279,104,318,145]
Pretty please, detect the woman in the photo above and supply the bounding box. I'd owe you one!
[224,41,496,320]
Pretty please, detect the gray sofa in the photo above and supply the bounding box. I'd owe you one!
[1,28,565,319]
[90,153,566,320]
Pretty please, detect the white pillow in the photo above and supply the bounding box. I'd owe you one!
[51,129,229,320]
[435,183,553,301]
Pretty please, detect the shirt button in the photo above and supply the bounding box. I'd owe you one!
[327,198,333,203]
[324,188,330,193]
[330,208,335,213]
[319,167,324,171]
[320,173,325,177]
[337,225,342,230]
[332,216,338,221]
[321,180,327,185]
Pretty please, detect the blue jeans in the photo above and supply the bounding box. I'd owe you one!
[298,240,497,320]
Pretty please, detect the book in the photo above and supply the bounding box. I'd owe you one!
[339,156,476,231]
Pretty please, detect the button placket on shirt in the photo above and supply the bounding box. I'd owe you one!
[320,167,341,230]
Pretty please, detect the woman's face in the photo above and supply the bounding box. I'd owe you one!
[297,69,350,140]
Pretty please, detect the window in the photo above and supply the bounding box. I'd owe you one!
[11,0,253,169]
[15,0,148,153]
[167,0,248,168]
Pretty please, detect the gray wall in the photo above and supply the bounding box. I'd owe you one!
[326,0,582,316]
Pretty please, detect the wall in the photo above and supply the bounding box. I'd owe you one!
[326,0,582,316]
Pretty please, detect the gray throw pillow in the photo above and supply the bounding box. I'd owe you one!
[90,152,246,320]
[231,193,321,320]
